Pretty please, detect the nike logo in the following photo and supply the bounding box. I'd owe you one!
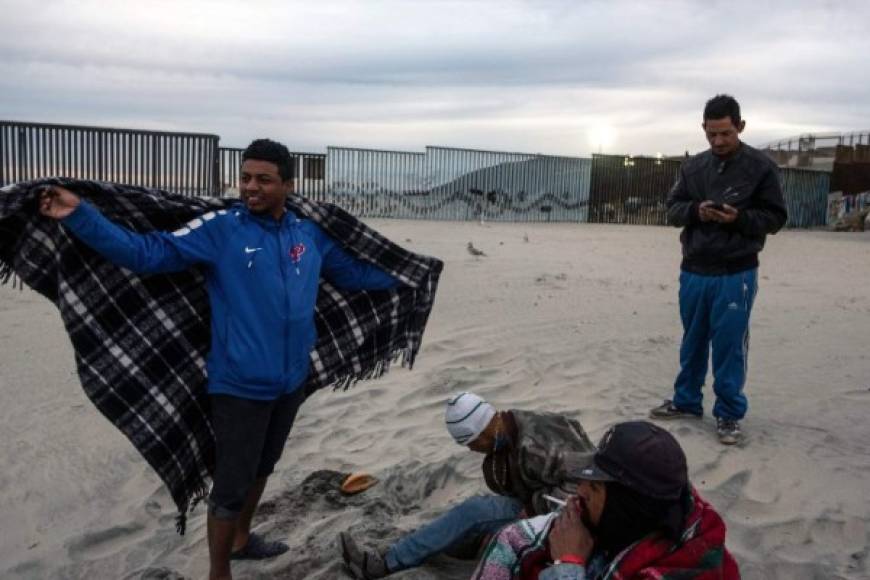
[244,247,263,254]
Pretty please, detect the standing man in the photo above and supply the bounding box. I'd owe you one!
[650,95,787,445]
[39,139,401,580]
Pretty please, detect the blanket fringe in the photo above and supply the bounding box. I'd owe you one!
[329,342,422,392]
[0,261,11,285]
[331,349,396,391]
[175,482,211,535]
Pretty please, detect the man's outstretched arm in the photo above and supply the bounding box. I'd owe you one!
[41,185,223,273]
[318,227,402,291]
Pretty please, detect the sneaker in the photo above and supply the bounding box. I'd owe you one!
[716,418,742,445]
[229,532,289,560]
[649,400,702,420]
[339,532,391,579]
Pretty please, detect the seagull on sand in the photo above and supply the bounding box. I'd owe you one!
[467,241,486,257]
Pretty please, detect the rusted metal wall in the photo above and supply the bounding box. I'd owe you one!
[588,154,681,225]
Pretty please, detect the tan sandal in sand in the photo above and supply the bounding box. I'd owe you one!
[340,472,379,495]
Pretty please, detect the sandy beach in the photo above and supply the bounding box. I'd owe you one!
[1,220,869,579]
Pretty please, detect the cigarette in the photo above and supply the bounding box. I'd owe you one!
[542,494,566,507]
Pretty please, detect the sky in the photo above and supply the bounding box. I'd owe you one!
[1,0,868,157]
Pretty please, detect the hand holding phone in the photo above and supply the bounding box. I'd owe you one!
[701,200,738,224]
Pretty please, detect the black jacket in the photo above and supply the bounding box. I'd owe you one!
[666,143,788,275]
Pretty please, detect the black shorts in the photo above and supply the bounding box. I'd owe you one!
[207,388,306,519]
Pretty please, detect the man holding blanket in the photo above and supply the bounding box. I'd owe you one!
[39,139,404,580]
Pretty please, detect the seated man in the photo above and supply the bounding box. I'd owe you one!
[340,391,596,578]
[472,421,739,580]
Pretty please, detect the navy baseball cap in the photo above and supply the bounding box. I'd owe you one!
[564,421,688,501]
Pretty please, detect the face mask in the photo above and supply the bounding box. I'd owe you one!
[492,431,509,452]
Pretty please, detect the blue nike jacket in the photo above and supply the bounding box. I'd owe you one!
[62,201,399,400]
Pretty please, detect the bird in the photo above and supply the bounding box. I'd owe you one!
[467,241,486,257]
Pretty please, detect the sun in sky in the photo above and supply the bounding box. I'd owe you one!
[587,125,618,154]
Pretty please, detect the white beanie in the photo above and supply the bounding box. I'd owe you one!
[445,392,496,445]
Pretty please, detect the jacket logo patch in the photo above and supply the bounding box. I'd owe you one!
[289,243,306,264]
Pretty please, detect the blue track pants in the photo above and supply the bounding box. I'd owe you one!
[673,268,758,421]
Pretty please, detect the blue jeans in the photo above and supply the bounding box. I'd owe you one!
[673,269,758,421]
[385,494,523,571]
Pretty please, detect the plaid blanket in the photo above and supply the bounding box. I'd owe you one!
[0,178,443,533]
[472,488,740,580]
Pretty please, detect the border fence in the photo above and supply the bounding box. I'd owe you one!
[217,147,326,198]
[831,145,870,196]
[1,120,844,229]
[1,120,220,196]
[323,146,591,222]
[781,168,831,228]
[588,154,681,225]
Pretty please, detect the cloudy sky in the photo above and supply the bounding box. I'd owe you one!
[1,0,868,156]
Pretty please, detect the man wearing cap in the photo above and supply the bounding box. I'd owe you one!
[340,392,596,578]
[472,421,739,579]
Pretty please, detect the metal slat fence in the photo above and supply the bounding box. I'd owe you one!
[324,145,591,222]
[427,147,591,222]
[217,147,326,199]
[2,120,837,229]
[588,154,681,225]
[323,147,428,217]
[1,120,219,195]
[586,157,832,228]
[780,168,830,228]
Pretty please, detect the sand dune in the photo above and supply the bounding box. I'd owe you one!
[1,221,869,579]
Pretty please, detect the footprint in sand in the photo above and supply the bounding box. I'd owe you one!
[125,567,187,580]
[840,387,870,401]
[534,272,568,288]
[65,521,148,561]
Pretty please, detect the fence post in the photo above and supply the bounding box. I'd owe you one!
[211,138,221,195]
[18,127,26,182]
[96,131,103,181]
[150,134,158,188]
